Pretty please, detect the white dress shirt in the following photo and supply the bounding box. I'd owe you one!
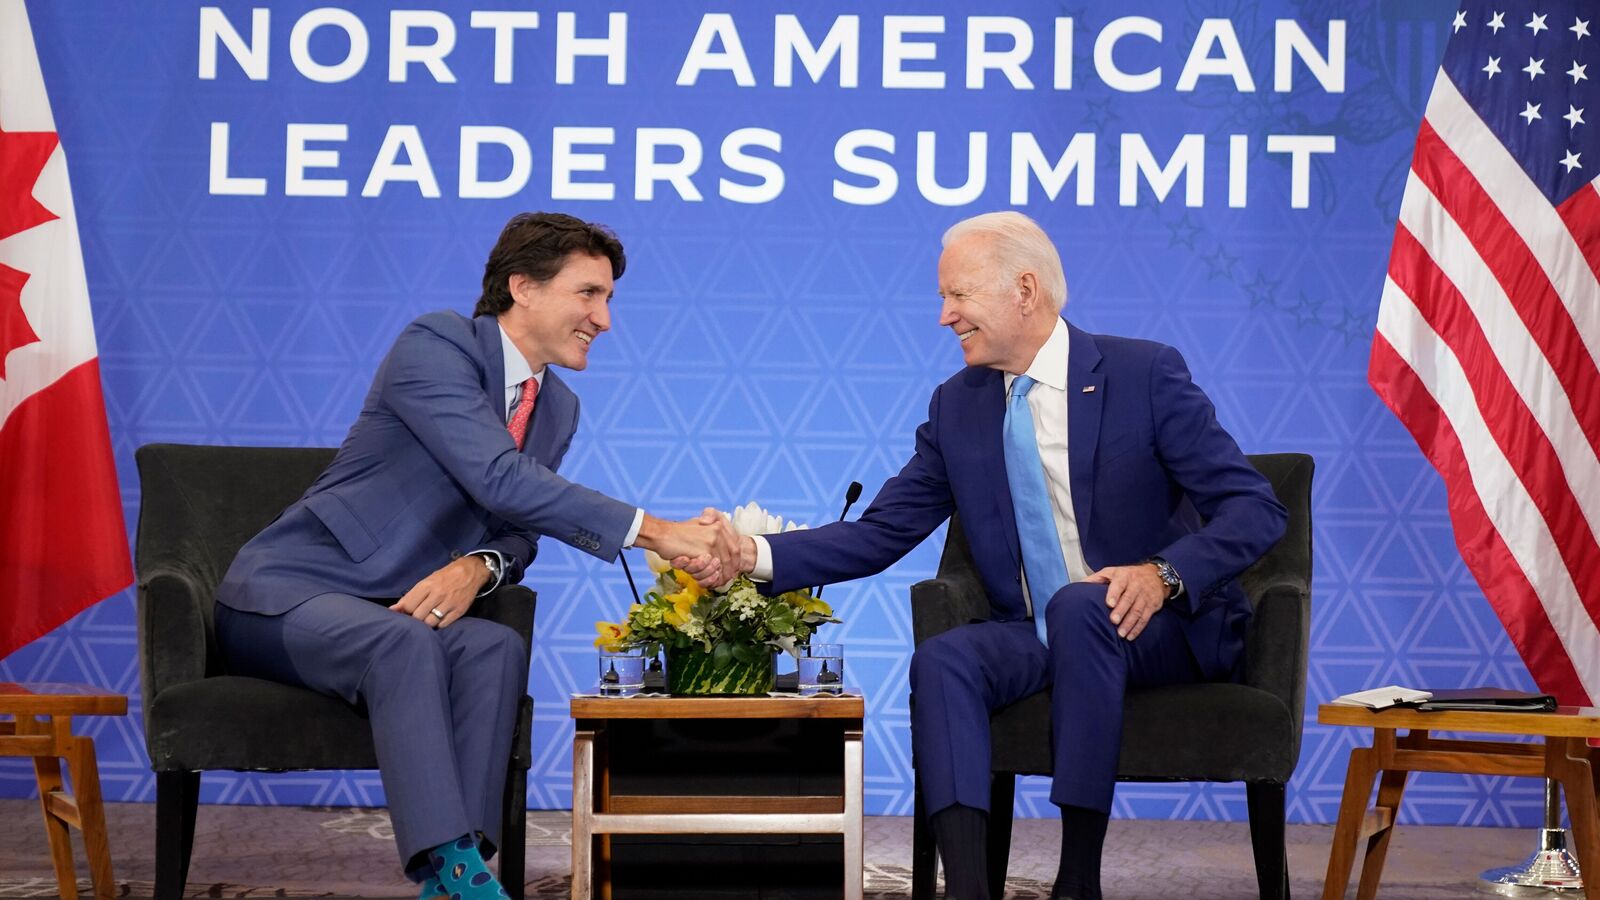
[1004,318,1092,614]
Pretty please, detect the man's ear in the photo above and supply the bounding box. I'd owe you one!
[1016,271,1041,315]
[507,273,531,307]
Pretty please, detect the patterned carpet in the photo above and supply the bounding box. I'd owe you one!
[0,800,1540,898]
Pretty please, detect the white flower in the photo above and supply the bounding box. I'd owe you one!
[730,501,794,536]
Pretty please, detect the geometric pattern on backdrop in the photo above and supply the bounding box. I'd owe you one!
[0,1,1553,828]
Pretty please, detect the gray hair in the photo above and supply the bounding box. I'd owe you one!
[941,212,1068,312]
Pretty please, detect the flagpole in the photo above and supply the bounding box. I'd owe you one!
[1477,778,1582,896]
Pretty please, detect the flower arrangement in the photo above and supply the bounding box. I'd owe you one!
[595,502,839,694]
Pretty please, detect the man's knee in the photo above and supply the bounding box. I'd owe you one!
[1044,582,1116,639]
[448,620,528,688]
[909,630,979,694]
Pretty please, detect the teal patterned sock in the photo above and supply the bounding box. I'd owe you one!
[428,834,508,900]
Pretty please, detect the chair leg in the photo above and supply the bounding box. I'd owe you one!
[987,774,1016,900]
[154,770,200,900]
[500,763,528,900]
[911,773,937,900]
[1246,781,1290,900]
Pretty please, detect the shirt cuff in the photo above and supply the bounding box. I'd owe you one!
[466,549,506,597]
[749,535,774,583]
[623,508,645,548]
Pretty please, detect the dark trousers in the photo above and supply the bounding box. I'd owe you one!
[910,582,1204,815]
[215,593,527,877]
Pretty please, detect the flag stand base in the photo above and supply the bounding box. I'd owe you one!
[1477,828,1583,896]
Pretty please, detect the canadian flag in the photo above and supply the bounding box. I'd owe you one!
[1,0,132,660]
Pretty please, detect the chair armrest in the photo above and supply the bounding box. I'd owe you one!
[910,577,989,646]
[1244,580,1310,747]
[137,569,210,707]
[468,584,537,646]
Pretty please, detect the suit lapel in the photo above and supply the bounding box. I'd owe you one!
[969,368,1022,570]
[475,315,509,421]
[1065,322,1105,542]
[523,371,570,464]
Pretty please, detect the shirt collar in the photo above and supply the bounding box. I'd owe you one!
[498,322,544,391]
[1004,318,1071,393]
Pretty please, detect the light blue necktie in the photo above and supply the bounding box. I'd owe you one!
[1003,375,1068,646]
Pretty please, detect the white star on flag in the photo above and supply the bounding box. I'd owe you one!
[1565,106,1586,129]
[1488,11,1506,33]
[1559,149,1582,172]
[1454,11,1468,32]
[1527,13,1548,35]
[1484,56,1503,77]
[1524,57,1546,79]
[1521,102,1543,124]
[1572,17,1591,39]
[1570,61,1589,83]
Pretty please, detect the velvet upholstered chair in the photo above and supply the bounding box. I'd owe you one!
[133,444,537,900]
[909,452,1313,900]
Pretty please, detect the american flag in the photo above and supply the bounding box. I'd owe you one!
[1370,1,1599,706]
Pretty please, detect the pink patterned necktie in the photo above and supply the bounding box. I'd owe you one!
[507,377,539,450]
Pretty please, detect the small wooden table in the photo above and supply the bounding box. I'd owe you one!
[0,682,129,900]
[1318,702,1600,900]
[570,694,865,900]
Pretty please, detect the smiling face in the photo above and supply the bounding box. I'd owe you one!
[937,233,1049,374]
[502,251,614,372]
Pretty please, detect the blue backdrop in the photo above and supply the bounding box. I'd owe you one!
[5,0,1547,828]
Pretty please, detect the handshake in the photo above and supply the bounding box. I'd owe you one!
[633,509,753,588]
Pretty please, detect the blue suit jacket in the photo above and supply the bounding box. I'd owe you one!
[766,322,1287,679]
[218,311,637,615]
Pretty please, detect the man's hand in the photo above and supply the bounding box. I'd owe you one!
[671,509,758,585]
[1083,563,1168,640]
[389,555,492,629]
[635,509,741,588]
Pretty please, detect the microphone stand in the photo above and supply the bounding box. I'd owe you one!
[815,481,863,600]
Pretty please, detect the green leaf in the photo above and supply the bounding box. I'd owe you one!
[713,640,733,669]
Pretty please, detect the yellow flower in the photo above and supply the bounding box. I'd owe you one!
[802,596,833,617]
[593,620,629,650]
[644,550,672,574]
[671,569,706,600]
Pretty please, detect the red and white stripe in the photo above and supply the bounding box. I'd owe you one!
[1371,69,1600,706]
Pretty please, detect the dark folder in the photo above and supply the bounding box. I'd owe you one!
[1412,687,1558,713]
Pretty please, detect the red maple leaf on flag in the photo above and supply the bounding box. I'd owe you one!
[0,123,60,242]
[0,124,60,377]
[0,263,40,379]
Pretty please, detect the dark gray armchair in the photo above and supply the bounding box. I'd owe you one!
[134,443,537,900]
[910,452,1313,900]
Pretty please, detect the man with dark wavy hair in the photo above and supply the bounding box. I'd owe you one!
[215,212,739,897]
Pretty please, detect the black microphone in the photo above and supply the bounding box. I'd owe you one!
[815,481,864,600]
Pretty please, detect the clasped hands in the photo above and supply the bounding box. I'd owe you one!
[635,509,749,589]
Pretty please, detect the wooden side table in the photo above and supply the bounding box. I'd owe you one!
[570,694,865,900]
[1317,702,1600,900]
[0,682,128,900]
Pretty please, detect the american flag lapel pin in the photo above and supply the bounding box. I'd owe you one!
[1082,385,1096,393]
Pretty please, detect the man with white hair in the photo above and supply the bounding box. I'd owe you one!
[703,211,1287,899]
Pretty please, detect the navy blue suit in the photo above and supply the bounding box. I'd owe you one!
[215,311,636,873]
[766,321,1286,814]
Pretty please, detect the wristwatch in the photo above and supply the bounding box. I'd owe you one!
[473,551,504,593]
[1146,557,1181,599]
